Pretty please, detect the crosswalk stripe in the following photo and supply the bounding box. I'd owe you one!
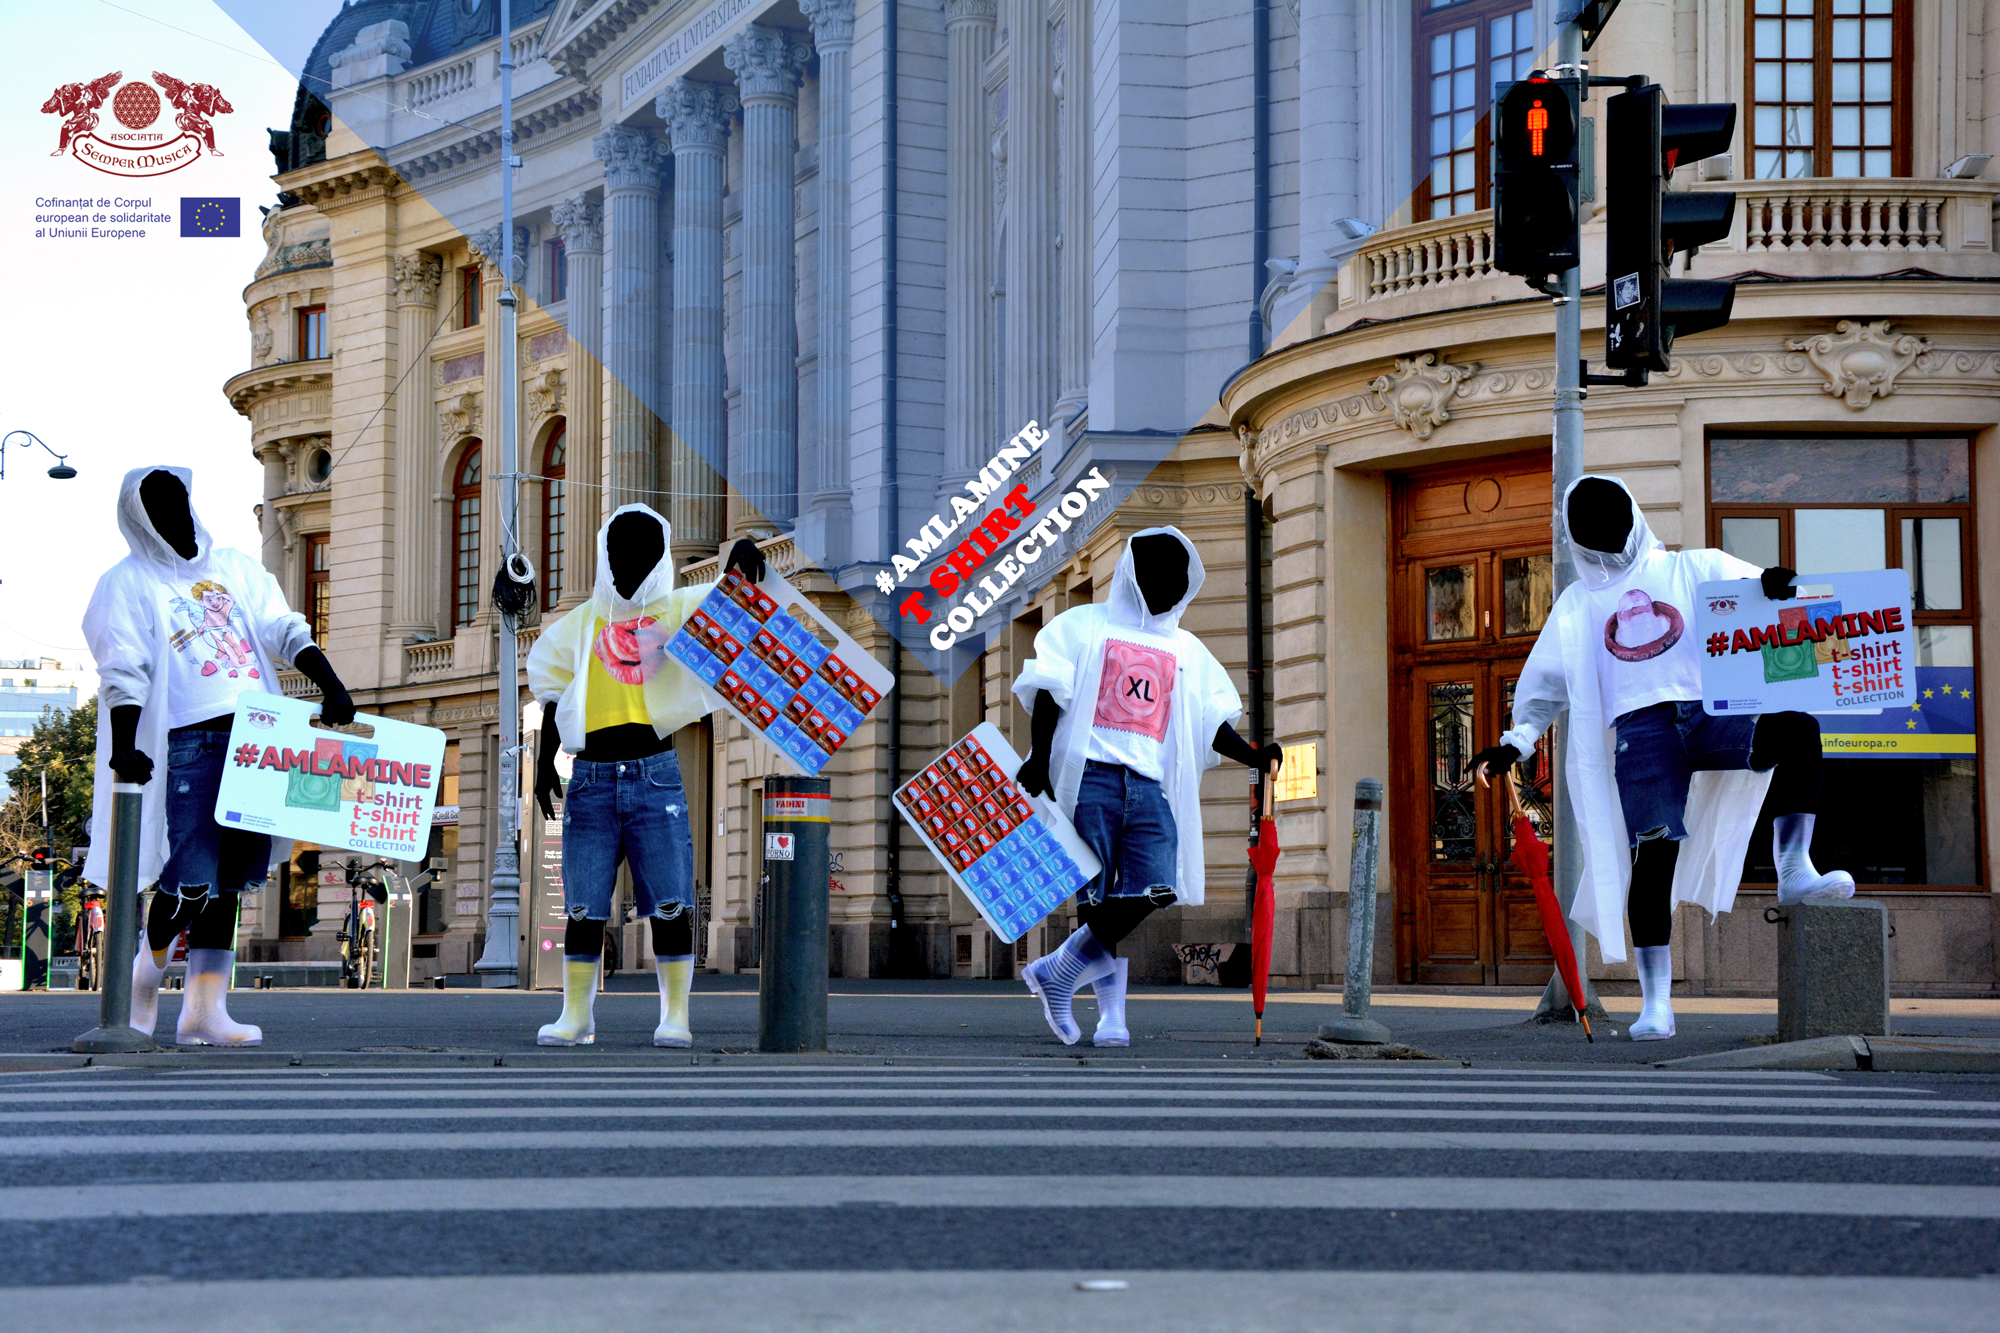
[7,1174,1995,1221]
[13,1128,1998,1157]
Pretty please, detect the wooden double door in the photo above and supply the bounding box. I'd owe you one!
[1391,455,1562,986]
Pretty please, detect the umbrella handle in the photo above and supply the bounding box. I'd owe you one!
[1262,757,1278,820]
[1504,768,1531,825]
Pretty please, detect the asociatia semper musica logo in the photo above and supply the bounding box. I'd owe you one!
[41,69,232,176]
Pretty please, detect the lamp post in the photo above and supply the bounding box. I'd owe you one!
[0,431,77,481]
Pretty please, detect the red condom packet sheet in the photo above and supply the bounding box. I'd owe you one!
[895,722,1103,944]
[667,565,893,777]
[213,694,448,860]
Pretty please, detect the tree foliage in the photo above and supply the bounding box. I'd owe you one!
[3,694,96,865]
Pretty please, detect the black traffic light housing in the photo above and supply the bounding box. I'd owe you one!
[30,848,48,872]
[1494,74,1581,289]
[1605,85,1738,372]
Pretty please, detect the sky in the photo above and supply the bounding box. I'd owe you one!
[0,0,343,674]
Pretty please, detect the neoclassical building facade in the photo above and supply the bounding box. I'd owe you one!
[229,0,1998,995]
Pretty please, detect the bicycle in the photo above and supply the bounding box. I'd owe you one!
[338,860,389,989]
[75,891,105,992]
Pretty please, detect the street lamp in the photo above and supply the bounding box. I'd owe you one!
[0,432,77,481]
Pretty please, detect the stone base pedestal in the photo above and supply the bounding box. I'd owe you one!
[1777,897,1890,1043]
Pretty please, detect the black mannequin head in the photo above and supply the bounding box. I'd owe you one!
[140,469,198,560]
[1567,477,1635,556]
[606,511,665,599]
[1131,534,1190,616]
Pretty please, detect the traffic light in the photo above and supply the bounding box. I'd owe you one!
[1604,85,1738,371]
[1493,74,1581,285]
[30,848,48,873]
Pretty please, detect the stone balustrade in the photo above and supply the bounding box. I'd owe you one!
[1348,210,1499,306]
[404,56,477,110]
[404,639,455,678]
[1719,177,1998,255]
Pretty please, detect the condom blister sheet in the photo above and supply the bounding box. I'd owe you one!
[894,722,1102,943]
[667,565,891,776]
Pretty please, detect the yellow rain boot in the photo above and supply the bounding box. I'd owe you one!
[537,957,601,1046]
[654,956,694,1048]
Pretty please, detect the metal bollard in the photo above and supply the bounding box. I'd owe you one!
[1320,778,1390,1046]
[758,776,831,1052]
[74,784,155,1053]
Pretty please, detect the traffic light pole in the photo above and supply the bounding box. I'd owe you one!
[1537,14,1602,1026]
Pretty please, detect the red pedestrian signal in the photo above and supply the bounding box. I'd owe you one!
[1493,75,1579,284]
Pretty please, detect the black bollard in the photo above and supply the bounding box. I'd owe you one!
[75,783,155,1053]
[758,776,831,1052]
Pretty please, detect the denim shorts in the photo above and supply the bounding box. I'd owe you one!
[560,748,694,922]
[1071,760,1179,907]
[1613,701,1760,846]
[160,728,272,900]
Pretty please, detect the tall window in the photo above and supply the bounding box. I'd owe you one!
[304,533,330,645]
[452,444,483,629]
[541,424,567,611]
[1710,436,1978,887]
[547,237,567,303]
[297,305,327,360]
[460,266,482,328]
[1415,0,1537,220]
[1749,0,1910,179]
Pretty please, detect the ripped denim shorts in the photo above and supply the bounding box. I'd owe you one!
[559,748,694,923]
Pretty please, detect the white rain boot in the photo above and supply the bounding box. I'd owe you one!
[1022,925,1117,1045]
[174,949,261,1047]
[537,957,601,1046]
[1092,957,1130,1048]
[1773,814,1855,905]
[654,956,694,1048]
[1628,944,1676,1042]
[130,940,170,1038]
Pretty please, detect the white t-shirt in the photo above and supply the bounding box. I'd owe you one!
[1581,546,1755,724]
[163,574,266,727]
[1082,628,1179,782]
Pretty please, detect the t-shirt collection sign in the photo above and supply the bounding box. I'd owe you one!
[666,565,893,776]
[1696,570,1915,716]
[213,694,449,859]
[895,722,1103,944]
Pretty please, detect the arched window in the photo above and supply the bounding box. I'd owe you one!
[541,423,566,611]
[452,443,482,629]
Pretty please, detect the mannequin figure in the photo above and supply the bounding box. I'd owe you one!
[1011,527,1281,1045]
[526,505,763,1046]
[1472,475,1853,1042]
[82,467,354,1046]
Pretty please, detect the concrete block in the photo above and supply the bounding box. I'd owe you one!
[1776,898,1890,1043]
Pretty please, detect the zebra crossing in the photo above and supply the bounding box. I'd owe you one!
[0,1061,1993,1331]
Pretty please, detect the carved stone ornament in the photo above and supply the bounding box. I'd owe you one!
[593,124,662,192]
[527,368,564,422]
[723,24,811,104]
[658,81,737,153]
[391,251,442,306]
[1369,352,1479,441]
[551,195,602,253]
[1785,319,1929,410]
[439,392,482,443]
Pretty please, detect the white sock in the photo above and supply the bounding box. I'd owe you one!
[538,957,600,1045]
[1773,814,1856,903]
[175,949,261,1047]
[1628,943,1675,1041]
[130,941,169,1038]
[655,955,694,1048]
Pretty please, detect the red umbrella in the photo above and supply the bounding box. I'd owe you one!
[1506,771,1592,1041]
[1248,761,1281,1045]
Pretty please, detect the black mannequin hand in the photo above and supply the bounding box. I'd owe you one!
[108,704,153,784]
[723,538,766,585]
[294,647,355,726]
[535,711,562,820]
[1211,722,1283,775]
[1256,741,1284,774]
[1015,748,1052,798]
[1760,566,1799,601]
[1472,744,1521,786]
[1015,689,1062,797]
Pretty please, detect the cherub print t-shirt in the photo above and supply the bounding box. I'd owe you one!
[165,577,260,724]
[1084,628,1179,782]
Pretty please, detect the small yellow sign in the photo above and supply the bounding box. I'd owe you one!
[1822,733,1976,755]
[1274,742,1318,802]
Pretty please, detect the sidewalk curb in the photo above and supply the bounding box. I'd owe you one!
[1656,1034,2000,1073]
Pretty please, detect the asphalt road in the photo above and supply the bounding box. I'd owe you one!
[0,1059,1994,1329]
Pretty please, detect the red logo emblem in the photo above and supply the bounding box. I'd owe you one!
[42,69,231,176]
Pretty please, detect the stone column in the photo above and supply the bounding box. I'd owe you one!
[1276,0,1360,336]
[660,80,737,568]
[390,251,443,639]
[1052,1,1089,427]
[552,196,603,607]
[593,125,665,514]
[800,0,856,565]
[943,0,998,494]
[1001,0,1057,433]
[723,24,810,531]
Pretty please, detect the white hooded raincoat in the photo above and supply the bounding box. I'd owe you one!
[1501,476,1768,962]
[81,466,315,891]
[1011,527,1243,906]
[526,505,721,752]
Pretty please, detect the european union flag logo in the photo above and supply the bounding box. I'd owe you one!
[180,197,239,237]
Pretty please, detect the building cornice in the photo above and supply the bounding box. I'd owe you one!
[224,362,334,417]
[544,0,671,82]
[276,155,404,211]
[393,85,602,183]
